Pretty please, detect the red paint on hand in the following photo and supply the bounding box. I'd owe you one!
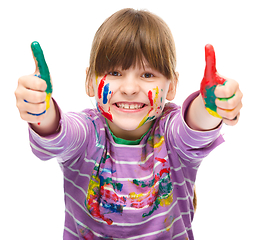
[200,44,226,98]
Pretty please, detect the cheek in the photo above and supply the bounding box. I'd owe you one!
[152,87,165,114]
[96,75,114,121]
[97,75,113,104]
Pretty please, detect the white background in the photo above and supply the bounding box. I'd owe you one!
[1,0,257,239]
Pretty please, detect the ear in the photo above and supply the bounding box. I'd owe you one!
[85,67,95,97]
[166,72,178,101]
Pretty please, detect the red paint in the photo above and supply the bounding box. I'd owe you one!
[159,168,170,177]
[148,90,153,106]
[38,122,40,126]
[97,103,113,121]
[98,75,107,99]
[200,44,226,98]
[155,157,167,163]
[87,198,113,225]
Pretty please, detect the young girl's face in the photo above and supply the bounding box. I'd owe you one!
[89,62,176,140]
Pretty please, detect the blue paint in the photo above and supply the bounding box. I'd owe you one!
[102,200,124,214]
[27,110,46,116]
[103,83,110,104]
[101,168,116,174]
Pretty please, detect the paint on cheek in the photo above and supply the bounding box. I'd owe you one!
[153,87,159,106]
[97,102,113,121]
[148,90,153,106]
[98,75,107,99]
[103,83,110,104]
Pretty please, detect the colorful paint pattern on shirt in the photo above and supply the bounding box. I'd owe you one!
[85,130,173,225]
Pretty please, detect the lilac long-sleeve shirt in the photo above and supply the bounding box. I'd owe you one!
[29,91,224,240]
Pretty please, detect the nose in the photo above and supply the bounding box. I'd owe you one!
[119,76,140,96]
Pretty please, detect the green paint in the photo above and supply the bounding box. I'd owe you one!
[133,178,155,188]
[204,85,217,112]
[31,41,52,94]
[100,176,123,191]
[218,93,235,101]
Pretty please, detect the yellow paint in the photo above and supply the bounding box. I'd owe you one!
[206,107,222,119]
[86,175,100,208]
[95,74,98,86]
[160,192,173,207]
[153,86,159,106]
[129,192,145,200]
[137,114,149,129]
[154,136,164,148]
[137,87,159,129]
[45,93,51,110]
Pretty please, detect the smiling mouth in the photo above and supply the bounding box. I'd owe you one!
[114,102,146,110]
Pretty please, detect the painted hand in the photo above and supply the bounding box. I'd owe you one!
[200,44,243,126]
[15,42,52,124]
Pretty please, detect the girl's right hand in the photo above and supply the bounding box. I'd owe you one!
[15,74,48,124]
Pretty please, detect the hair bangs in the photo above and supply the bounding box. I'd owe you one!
[87,9,177,82]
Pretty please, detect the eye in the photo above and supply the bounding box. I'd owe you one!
[109,71,121,76]
[142,73,154,78]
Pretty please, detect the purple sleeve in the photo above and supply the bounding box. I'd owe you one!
[166,91,224,167]
[28,99,89,163]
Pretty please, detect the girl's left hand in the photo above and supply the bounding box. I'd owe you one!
[214,77,243,126]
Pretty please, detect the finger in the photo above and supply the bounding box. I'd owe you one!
[18,98,46,114]
[204,44,217,79]
[214,78,239,99]
[215,88,243,110]
[217,101,242,121]
[20,109,46,124]
[31,41,52,94]
[18,75,47,92]
[222,112,240,126]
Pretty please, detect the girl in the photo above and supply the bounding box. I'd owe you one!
[15,8,242,240]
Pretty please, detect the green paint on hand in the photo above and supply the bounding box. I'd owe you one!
[31,41,52,94]
[218,93,235,101]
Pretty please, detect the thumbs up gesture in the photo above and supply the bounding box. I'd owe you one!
[200,44,243,126]
[15,42,53,125]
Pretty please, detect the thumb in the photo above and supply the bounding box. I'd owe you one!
[204,44,217,81]
[31,41,52,94]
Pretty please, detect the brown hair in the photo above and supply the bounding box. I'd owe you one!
[86,8,177,85]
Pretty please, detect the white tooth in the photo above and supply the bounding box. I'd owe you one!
[129,105,135,109]
[124,104,129,109]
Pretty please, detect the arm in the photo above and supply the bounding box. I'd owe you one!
[186,44,243,131]
[186,93,222,131]
[30,98,60,136]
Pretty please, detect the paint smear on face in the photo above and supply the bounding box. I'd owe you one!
[97,102,113,121]
[153,87,159,106]
[148,90,153,106]
[137,87,161,128]
[103,83,110,104]
[98,75,107,99]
